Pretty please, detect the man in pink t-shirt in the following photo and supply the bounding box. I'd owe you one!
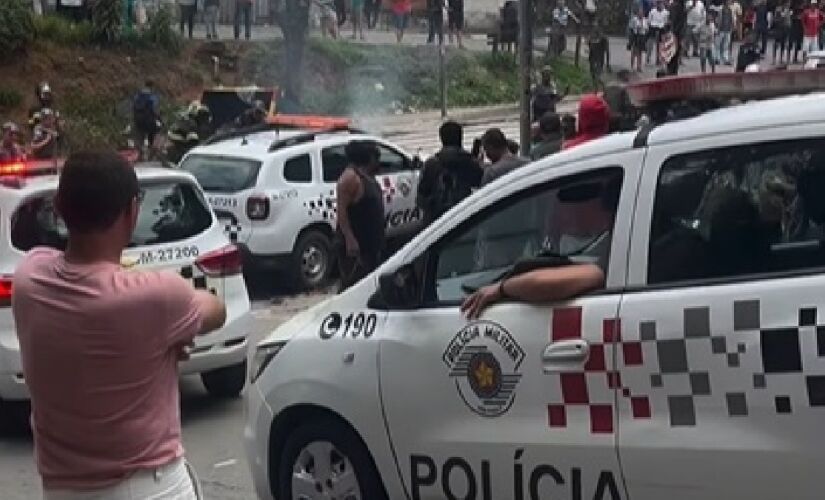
[12,151,226,499]
[393,0,413,42]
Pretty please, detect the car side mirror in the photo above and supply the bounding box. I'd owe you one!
[369,264,420,310]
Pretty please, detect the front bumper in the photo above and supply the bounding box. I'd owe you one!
[244,382,275,500]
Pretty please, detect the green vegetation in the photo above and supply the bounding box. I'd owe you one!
[33,15,94,46]
[91,0,121,43]
[0,0,34,61]
[0,89,23,111]
[246,39,592,116]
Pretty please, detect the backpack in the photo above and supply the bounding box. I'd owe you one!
[133,91,157,130]
[432,156,466,217]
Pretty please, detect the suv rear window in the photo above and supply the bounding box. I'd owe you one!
[11,182,213,251]
[180,154,261,193]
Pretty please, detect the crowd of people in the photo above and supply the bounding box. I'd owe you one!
[627,0,825,74]
[0,82,63,163]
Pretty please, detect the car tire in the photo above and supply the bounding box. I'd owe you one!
[277,417,388,500]
[200,360,246,398]
[291,230,333,291]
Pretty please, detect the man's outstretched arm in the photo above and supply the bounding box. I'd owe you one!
[461,264,605,320]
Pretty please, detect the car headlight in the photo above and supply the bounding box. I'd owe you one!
[250,341,287,384]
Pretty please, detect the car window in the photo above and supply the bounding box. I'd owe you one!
[11,181,213,252]
[428,168,623,303]
[322,145,348,183]
[180,154,261,194]
[283,154,312,183]
[376,143,408,174]
[648,138,825,285]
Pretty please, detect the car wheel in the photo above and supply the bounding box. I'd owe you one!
[277,418,387,500]
[291,230,333,290]
[200,360,246,398]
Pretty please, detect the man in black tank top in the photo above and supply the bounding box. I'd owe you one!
[336,141,385,291]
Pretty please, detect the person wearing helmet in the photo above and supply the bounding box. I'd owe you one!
[532,67,568,124]
[167,102,208,163]
[30,109,60,160]
[235,100,268,128]
[0,122,25,162]
[28,82,59,131]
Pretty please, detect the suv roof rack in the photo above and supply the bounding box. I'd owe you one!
[267,126,366,152]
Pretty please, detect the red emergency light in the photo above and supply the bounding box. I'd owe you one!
[0,161,27,176]
[625,68,825,107]
[266,114,351,130]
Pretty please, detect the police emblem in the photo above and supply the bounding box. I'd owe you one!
[443,321,525,417]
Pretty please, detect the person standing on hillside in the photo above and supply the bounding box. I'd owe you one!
[448,0,465,48]
[235,0,253,40]
[802,0,824,57]
[0,122,25,163]
[14,151,226,500]
[30,109,60,160]
[132,80,160,161]
[204,0,220,39]
[336,141,385,291]
[177,0,196,39]
[393,0,413,43]
[416,121,482,226]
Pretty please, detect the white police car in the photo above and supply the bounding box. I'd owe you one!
[245,91,825,500]
[179,119,422,290]
[0,161,252,405]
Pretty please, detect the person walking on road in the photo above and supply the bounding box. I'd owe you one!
[802,0,824,57]
[364,0,380,29]
[416,121,482,226]
[754,0,770,55]
[716,0,734,65]
[204,0,220,39]
[177,0,196,39]
[480,128,528,185]
[773,2,792,64]
[393,0,412,43]
[336,141,384,291]
[532,67,566,123]
[427,0,444,44]
[629,7,649,72]
[698,11,717,73]
[685,0,706,57]
[351,0,366,39]
[588,25,611,90]
[235,0,253,40]
[448,0,465,48]
[551,0,579,55]
[731,0,743,40]
[789,4,804,63]
[648,0,670,64]
[13,150,226,500]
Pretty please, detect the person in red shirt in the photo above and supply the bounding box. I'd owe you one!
[801,0,824,56]
[562,94,611,150]
[393,0,413,42]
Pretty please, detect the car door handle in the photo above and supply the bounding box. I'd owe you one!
[542,339,590,373]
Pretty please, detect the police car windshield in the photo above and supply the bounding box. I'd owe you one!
[11,181,212,251]
[180,154,261,194]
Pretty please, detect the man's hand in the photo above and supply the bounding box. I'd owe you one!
[345,236,360,258]
[460,283,503,320]
[175,341,195,361]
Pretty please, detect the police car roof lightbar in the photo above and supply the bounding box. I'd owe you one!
[625,68,825,107]
[0,160,59,178]
[267,126,367,153]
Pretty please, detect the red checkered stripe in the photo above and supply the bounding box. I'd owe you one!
[547,307,652,434]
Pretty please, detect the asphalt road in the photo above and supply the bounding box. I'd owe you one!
[0,271,331,500]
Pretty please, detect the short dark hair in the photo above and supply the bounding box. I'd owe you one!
[439,121,463,147]
[539,112,561,134]
[345,140,379,167]
[481,128,508,150]
[56,151,138,234]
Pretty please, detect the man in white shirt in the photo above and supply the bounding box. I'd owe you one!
[648,0,670,64]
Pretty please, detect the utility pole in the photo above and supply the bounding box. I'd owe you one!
[518,0,533,156]
[439,37,447,118]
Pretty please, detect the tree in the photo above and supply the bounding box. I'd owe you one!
[91,0,122,43]
[274,0,311,112]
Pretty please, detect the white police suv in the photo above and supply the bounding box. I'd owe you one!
[179,121,423,290]
[0,161,252,404]
[245,90,825,500]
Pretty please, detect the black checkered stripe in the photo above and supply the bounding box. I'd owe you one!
[179,265,219,296]
[620,301,825,427]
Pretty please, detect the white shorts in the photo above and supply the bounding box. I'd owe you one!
[43,458,201,500]
[804,36,820,54]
